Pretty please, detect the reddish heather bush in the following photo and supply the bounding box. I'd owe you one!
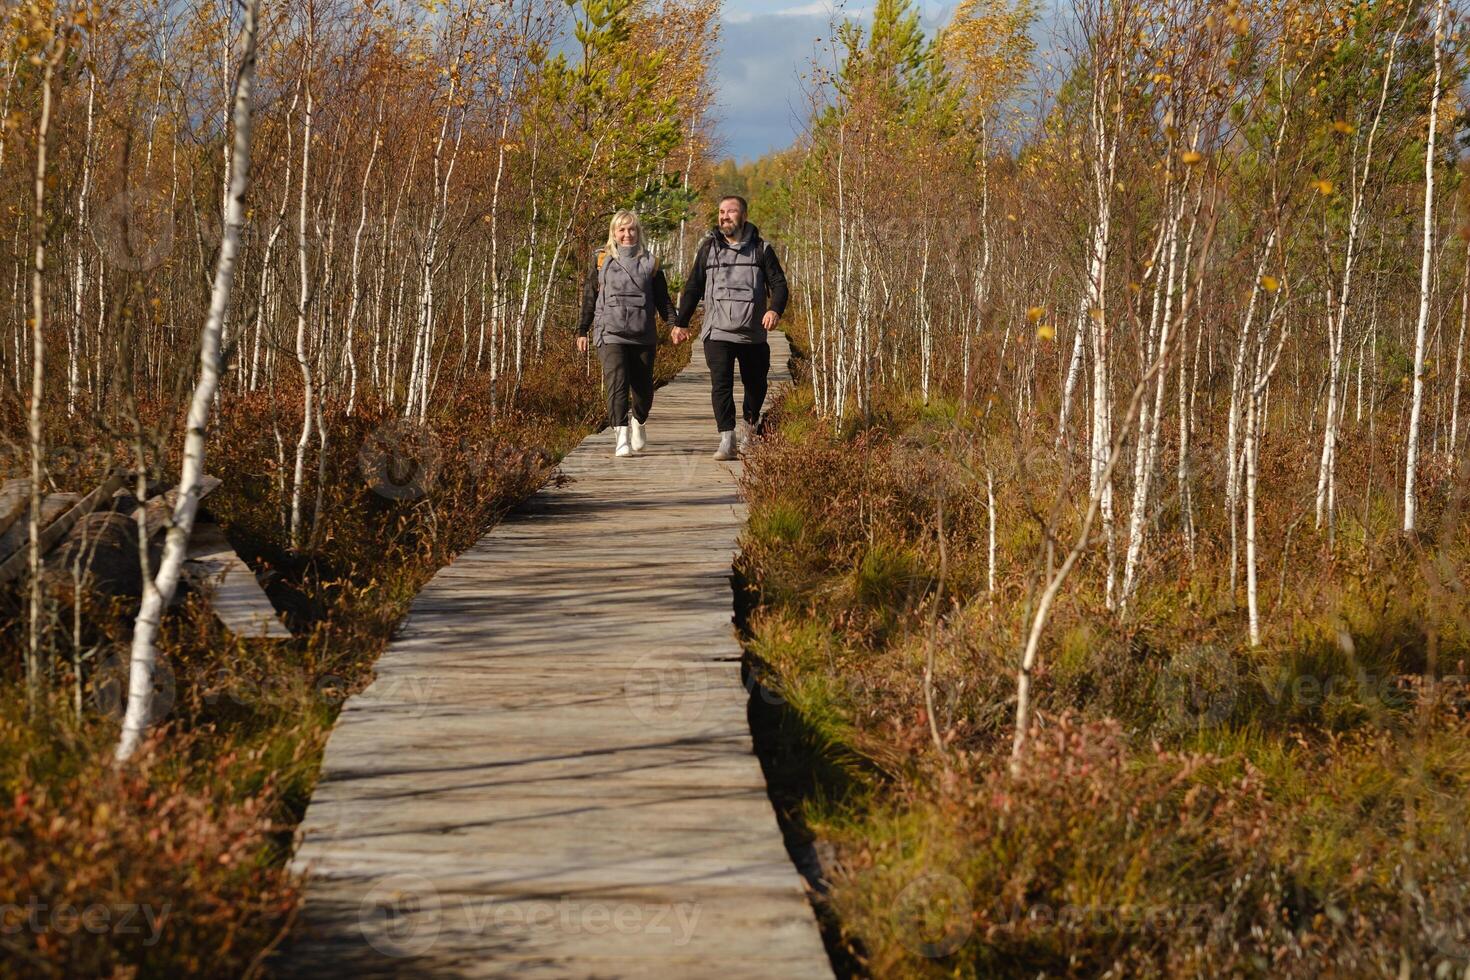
[0,351,605,975]
[742,388,1470,978]
[0,728,301,978]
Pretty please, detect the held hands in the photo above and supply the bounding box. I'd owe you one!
[576,335,589,353]
[667,316,773,342]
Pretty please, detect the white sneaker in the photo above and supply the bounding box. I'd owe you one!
[614,425,633,457]
[629,416,646,452]
[736,419,754,454]
[713,430,737,461]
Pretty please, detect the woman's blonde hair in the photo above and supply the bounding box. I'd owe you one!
[604,210,646,255]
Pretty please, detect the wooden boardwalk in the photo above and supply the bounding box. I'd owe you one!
[285,333,833,978]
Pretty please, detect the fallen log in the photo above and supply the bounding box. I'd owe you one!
[43,474,286,640]
[0,470,129,586]
[39,475,220,594]
[140,475,221,538]
[46,511,155,599]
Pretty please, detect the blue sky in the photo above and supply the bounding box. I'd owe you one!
[712,1,881,162]
[711,0,1063,162]
[712,2,975,162]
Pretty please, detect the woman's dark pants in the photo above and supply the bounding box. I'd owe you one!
[597,342,656,426]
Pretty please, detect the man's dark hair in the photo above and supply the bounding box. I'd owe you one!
[718,194,748,214]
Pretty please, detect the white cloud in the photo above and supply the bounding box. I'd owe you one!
[723,2,868,25]
[707,0,1064,161]
[712,6,872,160]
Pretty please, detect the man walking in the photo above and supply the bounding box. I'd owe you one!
[671,195,788,460]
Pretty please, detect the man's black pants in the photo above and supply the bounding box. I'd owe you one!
[704,339,770,432]
[597,342,655,426]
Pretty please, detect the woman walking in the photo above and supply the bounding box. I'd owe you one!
[577,211,676,457]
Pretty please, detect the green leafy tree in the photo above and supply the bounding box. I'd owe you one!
[534,0,682,201]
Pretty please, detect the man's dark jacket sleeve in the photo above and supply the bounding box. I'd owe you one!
[675,240,711,329]
[676,235,788,327]
[763,242,789,317]
[653,268,676,322]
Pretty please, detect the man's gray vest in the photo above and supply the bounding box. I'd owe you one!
[702,232,768,344]
[593,248,658,346]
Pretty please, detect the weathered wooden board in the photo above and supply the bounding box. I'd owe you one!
[3,472,232,594]
[0,493,77,563]
[140,474,222,538]
[0,478,30,540]
[284,334,831,978]
[0,471,130,585]
[182,521,290,639]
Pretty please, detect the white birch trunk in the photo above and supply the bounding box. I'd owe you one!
[344,99,382,414]
[1450,240,1469,462]
[289,16,316,551]
[1315,12,1407,535]
[26,47,59,701]
[986,468,996,595]
[1404,0,1446,533]
[69,72,95,416]
[118,0,259,761]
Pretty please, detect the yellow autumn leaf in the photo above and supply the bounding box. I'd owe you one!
[1026,306,1046,322]
[1260,275,1280,293]
[1180,150,1203,165]
[1313,179,1335,195]
[1332,120,1355,135]
[1036,324,1055,341]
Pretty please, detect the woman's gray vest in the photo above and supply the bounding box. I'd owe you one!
[593,248,658,346]
[702,234,768,343]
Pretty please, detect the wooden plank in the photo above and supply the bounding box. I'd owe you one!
[0,478,30,540]
[284,334,831,978]
[141,474,222,539]
[0,493,78,561]
[0,470,129,586]
[182,521,291,639]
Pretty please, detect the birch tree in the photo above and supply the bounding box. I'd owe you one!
[1404,0,1447,534]
[118,0,261,762]
[23,2,68,707]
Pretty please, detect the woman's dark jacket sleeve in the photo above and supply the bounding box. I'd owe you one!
[577,258,599,337]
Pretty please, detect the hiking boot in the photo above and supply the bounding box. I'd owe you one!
[614,425,633,457]
[713,430,737,461]
[629,416,646,453]
[736,419,755,454]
